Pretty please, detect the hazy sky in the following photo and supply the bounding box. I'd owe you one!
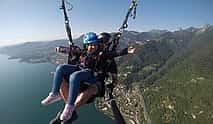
[0,0,213,46]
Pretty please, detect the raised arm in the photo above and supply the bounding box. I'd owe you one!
[103,47,136,59]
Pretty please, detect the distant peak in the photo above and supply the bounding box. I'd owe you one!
[200,24,213,32]
[149,29,168,33]
[186,27,198,32]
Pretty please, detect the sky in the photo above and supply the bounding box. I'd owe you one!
[0,0,213,46]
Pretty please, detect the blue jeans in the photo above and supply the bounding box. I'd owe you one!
[67,69,96,105]
[51,64,96,105]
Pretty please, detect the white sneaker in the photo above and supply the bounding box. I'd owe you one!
[41,92,61,105]
[60,104,75,121]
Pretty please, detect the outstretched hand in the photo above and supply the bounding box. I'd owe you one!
[128,47,136,54]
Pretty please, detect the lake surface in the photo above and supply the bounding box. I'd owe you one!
[0,54,114,124]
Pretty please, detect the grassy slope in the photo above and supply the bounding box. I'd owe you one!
[144,30,213,124]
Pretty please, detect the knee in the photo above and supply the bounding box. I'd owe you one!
[80,90,92,99]
[69,72,81,84]
[56,64,67,73]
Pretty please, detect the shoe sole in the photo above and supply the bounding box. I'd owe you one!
[41,97,62,105]
[60,111,78,124]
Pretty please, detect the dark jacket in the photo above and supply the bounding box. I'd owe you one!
[96,48,128,74]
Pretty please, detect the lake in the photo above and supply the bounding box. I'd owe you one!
[0,54,114,124]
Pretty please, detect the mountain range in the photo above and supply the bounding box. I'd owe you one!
[0,24,213,124]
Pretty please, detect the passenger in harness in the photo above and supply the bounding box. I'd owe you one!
[49,32,135,123]
[41,32,102,122]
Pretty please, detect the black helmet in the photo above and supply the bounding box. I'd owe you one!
[98,32,111,44]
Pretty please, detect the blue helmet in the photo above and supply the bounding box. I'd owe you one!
[83,32,98,44]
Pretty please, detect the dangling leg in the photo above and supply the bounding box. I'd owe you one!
[60,73,103,107]
[60,69,96,121]
[49,79,78,124]
[41,64,78,105]
[74,84,98,108]
[60,78,69,102]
